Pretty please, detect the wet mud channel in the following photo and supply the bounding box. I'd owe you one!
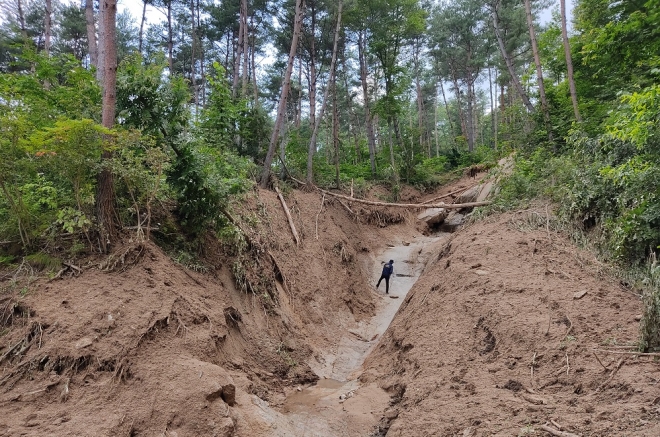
[253,233,447,436]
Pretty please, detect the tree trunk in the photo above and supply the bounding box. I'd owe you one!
[97,0,105,82]
[296,57,302,128]
[488,65,494,146]
[198,0,205,106]
[358,30,377,177]
[16,0,28,40]
[138,0,147,54]
[167,1,173,72]
[413,38,425,157]
[44,0,52,55]
[560,0,581,122]
[434,85,439,157]
[306,0,342,184]
[494,68,498,150]
[525,0,553,140]
[341,46,359,165]
[439,79,455,146]
[450,70,467,138]
[260,0,305,187]
[466,77,474,152]
[190,0,198,114]
[241,0,249,96]
[251,24,259,104]
[87,1,98,66]
[232,0,245,98]
[492,8,535,113]
[97,0,118,252]
[308,2,317,132]
[333,73,340,189]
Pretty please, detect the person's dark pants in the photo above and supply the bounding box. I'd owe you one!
[377,275,390,293]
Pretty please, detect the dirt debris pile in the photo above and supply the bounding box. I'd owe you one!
[362,208,660,436]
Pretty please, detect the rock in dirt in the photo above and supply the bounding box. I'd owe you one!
[440,212,465,232]
[389,295,399,299]
[417,208,447,227]
[221,384,236,406]
[216,417,235,437]
[205,383,236,406]
[573,290,588,300]
[74,337,93,349]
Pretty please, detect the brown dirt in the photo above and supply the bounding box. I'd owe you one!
[1,176,657,437]
[362,207,660,437]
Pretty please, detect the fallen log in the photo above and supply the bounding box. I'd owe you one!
[318,188,490,210]
[421,185,477,204]
[288,176,491,210]
[274,186,301,246]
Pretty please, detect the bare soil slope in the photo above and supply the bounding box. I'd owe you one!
[363,208,660,437]
[0,185,417,436]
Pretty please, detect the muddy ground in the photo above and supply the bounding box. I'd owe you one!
[0,174,657,437]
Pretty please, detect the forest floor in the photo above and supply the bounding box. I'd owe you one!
[0,172,658,437]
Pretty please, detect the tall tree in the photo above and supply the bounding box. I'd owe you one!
[357,29,377,176]
[43,0,51,55]
[306,0,342,183]
[96,0,118,251]
[85,0,97,66]
[138,0,148,54]
[361,0,426,169]
[260,0,305,187]
[524,0,552,140]
[560,0,581,122]
[430,0,490,152]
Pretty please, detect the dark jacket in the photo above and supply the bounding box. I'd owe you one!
[381,262,393,277]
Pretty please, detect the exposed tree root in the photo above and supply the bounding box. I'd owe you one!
[99,243,146,273]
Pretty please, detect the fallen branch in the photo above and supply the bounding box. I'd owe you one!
[337,199,356,216]
[594,358,626,393]
[520,392,546,405]
[289,176,490,210]
[421,185,477,204]
[538,424,581,437]
[320,188,491,210]
[274,186,300,246]
[593,352,609,370]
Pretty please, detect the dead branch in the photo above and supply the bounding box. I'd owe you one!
[274,186,300,246]
[62,262,81,272]
[594,358,626,393]
[550,420,563,430]
[593,352,609,370]
[320,188,491,210]
[338,199,356,216]
[421,184,478,204]
[288,175,490,210]
[538,424,581,437]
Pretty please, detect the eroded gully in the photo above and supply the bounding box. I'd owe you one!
[235,232,447,437]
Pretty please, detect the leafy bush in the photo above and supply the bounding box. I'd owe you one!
[168,139,254,234]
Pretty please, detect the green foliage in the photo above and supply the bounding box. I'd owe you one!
[168,138,255,235]
[111,131,172,237]
[25,252,61,272]
[116,53,190,149]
